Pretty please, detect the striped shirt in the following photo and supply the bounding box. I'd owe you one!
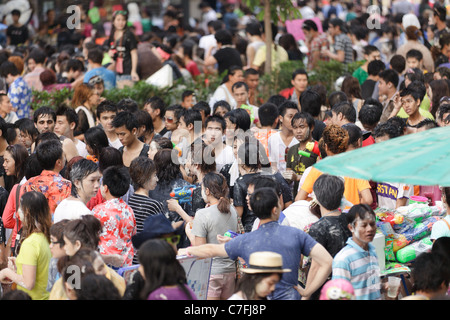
[333,33,354,64]
[332,238,382,300]
[128,193,165,264]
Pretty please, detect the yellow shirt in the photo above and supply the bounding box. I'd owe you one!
[16,232,51,300]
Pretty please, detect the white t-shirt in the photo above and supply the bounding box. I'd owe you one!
[215,145,235,173]
[53,198,92,223]
[281,200,319,232]
[209,84,237,110]
[430,215,450,240]
[199,34,217,57]
[109,137,123,150]
[268,131,299,174]
[376,182,414,210]
[75,139,88,158]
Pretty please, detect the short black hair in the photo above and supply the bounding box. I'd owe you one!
[181,108,202,127]
[213,100,231,115]
[244,68,259,77]
[266,94,287,107]
[411,252,450,294]
[35,139,63,170]
[291,111,315,129]
[33,106,56,123]
[66,58,84,72]
[102,165,131,198]
[328,91,348,108]
[346,204,376,225]
[313,174,345,210]
[15,118,39,140]
[389,55,406,74]
[0,61,19,77]
[248,175,281,196]
[258,103,279,127]
[205,115,226,131]
[96,100,118,119]
[379,69,399,88]
[232,81,249,92]
[56,104,78,127]
[363,45,379,56]
[181,90,194,101]
[87,47,104,64]
[117,98,138,113]
[292,68,308,80]
[215,29,233,45]
[250,187,280,219]
[134,109,154,134]
[358,99,383,128]
[300,89,321,117]
[400,85,423,103]
[224,108,251,132]
[438,103,450,121]
[27,48,47,65]
[145,96,166,118]
[373,122,402,139]
[245,21,262,36]
[406,49,423,62]
[278,100,299,117]
[302,19,318,32]
[342,123,362,148]
[367,60,386,76]
[332,101,356,123]
[111,111,139,131]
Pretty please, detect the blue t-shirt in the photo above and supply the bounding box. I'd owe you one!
[83,67,117,90]
[225,221,317,299]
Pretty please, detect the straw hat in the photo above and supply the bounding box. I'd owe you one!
[242,252,291,274]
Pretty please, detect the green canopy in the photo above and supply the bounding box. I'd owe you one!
[314,126,450,186]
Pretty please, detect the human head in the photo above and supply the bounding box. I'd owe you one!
[437,103,450,126]
[19,191,52,242]
[164,105,183,132]
[35,139,64,171]
[302,19,319,42]
[88,76,105,96]
[291,69,308,96]
[55,104,78,138]
[373,121,403,143]
[101,165,130,199]
[291,111,314,143]
[399,85,422,117]
[367,60,386,78]
[406,49,423,70]
[39,68,57,87]
[389,55,406,75]
[215,29,233,46]
[204,115,226,146]
[3,144,28,182]
[411,252,450,298]
[65,59,85,82]
[181,90,195,109]
[322,124,349,155]
[69,158,101,202]
[87,47,104,66]
[213,100,231,118]
[244,68,259,91]
[192,101,211,125]
[112,111,139,147]
[346,204,377,245]
[278,101,299,131]
[362,45,381,62]
[117,98,139,113]
[76,273,121,300]
[129,156,158,191]
[328,18,346,36]
[201,172,230,214]
[415,118,439,132]
[154,149,181,184]
[232,81,249,107]
[33,107,56,134]
[433,3,447,24]
[143,96,166,121]
[378,69,399,97]
[96,100,118,134]
[237,135,265,171]
[250,187,281,220]
[63,215,102,256]
[342,123,363,150]
[98,147,123,174]
[331,101,356,126]
[299,89,321,118]
[328,91,348,109]
[358,99,383,132]
[112,9,128,31]
[258,103,279,128]
[429,79,450,118]
[313,174,345,211]
[15,118,39,149]
[50,219,70,259]
[0,61,20,85]
[247,175,282,212]
[71,83,99,109]
[341,76,362,100]
[224,108,251,138]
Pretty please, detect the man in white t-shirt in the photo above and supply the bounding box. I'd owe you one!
[96,100,122,149]
[268,101,299,174]
[232,81,259,128]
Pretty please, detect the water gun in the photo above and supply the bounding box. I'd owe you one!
[298,141,321,158]
[170,185,197,204]
[224,230,239,238]
[395,236,433,263]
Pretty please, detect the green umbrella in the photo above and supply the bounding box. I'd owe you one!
[314,126,450,186]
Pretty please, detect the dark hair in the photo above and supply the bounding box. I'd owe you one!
[237,135,265,171]
[145,96,166,118]
[291,111,315,129]
[245,22,262,36]
[411,252,450,294]
[390,55,406,74]
[224,108,251,132]
[77,273,121,300]
[363,45,379,56]
[358,99,383,129]
[192,101,211,119]
[429,79,450,118]
[406,49,423,61]
[328,91,348,108]
[250,187,280,220]
[205,114,226,132]
[139,239,192,300]
[56,104,78,128]
[84,127,109,159]
[215,29,233,45]
[248,175,281,196]
[258,103,279,127]
[299,89,321,117]
[35,139,63,170]
[5,144,28,184]
[346,204,376,225]
[267,94,287,107]
[415,118,439,130]
[27,48,47,65]
[33,106,56,124]
[232,81,249,92]
[96,100,118,119]
[342,123,363,148]
[213,100,231,116]
[129,156,157,190]
[367,60,386,76]
[313,174,345,210]
[341,76,362,100]
[154,149,182,184]
[278,100,299,118]
[20,191,52,243]
[438,103,450,121]
[23,153,43,180]
[102,165,130,198]
[69,158,99,197]
[292,68,308,81]
[235,272,281,300]
[134,109,154,136]
[66,58,84,72]
[50,219,70,245]
[244,68,259,78]
[373,122,401,139]
[0,61,19,77]
[400,85,424,103]
[202,172,230,214]
[434,3,447,21]
[181,108,203,127]
[15,118,38,141]
[117,98,139,113]
[302,19,318,32]
[87,47,104,64]
[332,101,356,123]
[98,147,123,173]
[379,69,399,88]
[112,111,139,131]
[58,252,96,296]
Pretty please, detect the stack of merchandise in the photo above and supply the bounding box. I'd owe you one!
[375,202,445,270]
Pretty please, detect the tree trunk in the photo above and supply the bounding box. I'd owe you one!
[264,0,272,74]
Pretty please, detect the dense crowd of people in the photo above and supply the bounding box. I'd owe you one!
[0,0,449,302]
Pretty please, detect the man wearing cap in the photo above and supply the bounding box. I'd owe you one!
[179,187,333,300]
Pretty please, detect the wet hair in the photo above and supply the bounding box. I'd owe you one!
[56,104,79,128]
[415,118,438,130]
[129,156,157,190]
[332,101,357,123]
[96,100,118,119]
[346,204,376,225]
[322,124,349,154]
[112,111,139,131]
[154,149,182,185]
[373,122,402,140]
[144,96,166,118]
[313,174,345,210]
[291,111,315,129]
[70,158,99,197]
[202,172,230,214]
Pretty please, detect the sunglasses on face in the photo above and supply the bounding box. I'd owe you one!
[164,117,177,123]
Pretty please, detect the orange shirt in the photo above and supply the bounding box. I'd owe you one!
[301,167,371,206]
[254,128,278,158]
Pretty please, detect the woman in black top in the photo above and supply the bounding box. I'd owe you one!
[107,10,139,84]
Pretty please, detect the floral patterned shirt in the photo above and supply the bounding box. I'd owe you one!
[23,170,72,217]
[92,198,136,267]
[8,76,32,119]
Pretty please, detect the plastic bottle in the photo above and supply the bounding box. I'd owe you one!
[395,237,433,263]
